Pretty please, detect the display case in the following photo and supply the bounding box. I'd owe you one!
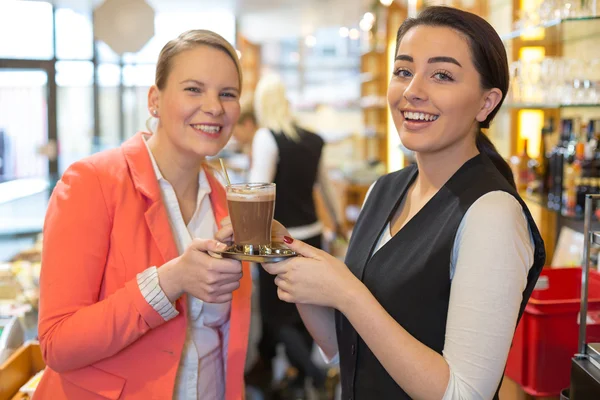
[497,11,600,259]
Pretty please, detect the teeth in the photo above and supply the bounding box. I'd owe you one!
[192,124,221,133]
[403,112,438,121]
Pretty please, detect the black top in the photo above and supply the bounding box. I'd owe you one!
[336,154,546,399]
[270,126,324,228]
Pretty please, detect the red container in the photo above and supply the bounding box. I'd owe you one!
[505,267,600,396]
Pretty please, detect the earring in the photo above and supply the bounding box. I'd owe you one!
[152,109,158,116]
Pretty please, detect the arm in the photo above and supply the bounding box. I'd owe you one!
[297,304,338,359]
[295,181,379,361]
[249,128,278,183]
[337,191,533,399]
[38,160,168,372]
[441,191,533,399]
[315,159,345,236]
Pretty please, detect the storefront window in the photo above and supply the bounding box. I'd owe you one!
[56,61,94,173]
[122,10,236,64]
[0,70,49,179]
[55,8,93,60]
[97,41,121,64]
[0,1,54,60]
[98,64,121,149]
[123,65,154,137]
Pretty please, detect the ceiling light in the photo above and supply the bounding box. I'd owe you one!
[339,27,349,37]
[363,12,375,23]
[360,18,373,31]
[380,0,394,5]
[349,28,360,40]
[305,35,317,47]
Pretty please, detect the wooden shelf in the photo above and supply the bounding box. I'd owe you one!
[0,341,44,400]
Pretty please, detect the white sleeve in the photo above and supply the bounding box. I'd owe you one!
[318,346,340,365]
[137,266,179,321]
[249,128,278,183]
[442,191,534,399]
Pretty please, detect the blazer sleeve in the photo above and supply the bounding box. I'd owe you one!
[38,160,168,373]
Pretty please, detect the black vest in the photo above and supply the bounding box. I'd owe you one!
[270,127,324,228]
[336,154,546,399]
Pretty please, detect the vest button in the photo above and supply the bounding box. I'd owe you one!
[351,344,356,354]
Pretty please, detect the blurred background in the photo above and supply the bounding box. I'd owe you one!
[2,0,600,399]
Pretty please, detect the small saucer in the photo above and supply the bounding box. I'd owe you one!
[218,244,297,263]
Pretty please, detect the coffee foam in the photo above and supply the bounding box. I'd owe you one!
[227,192,275,202]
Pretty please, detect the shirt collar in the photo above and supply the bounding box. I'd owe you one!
[142,133,211,195]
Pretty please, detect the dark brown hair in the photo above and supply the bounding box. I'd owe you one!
[396,6,515,188]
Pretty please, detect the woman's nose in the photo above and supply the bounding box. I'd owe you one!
[403,76,428,103]
[202,94,224,116]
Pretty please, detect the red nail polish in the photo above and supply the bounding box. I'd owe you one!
[283,236,293,244]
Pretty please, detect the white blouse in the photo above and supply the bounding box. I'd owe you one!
[136,135,230,400]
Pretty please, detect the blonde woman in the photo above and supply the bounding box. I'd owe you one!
[35,30,251,400]
[248,74,340,397]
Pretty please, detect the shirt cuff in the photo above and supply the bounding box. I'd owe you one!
[137,266,179,321]
[318,346,340,365]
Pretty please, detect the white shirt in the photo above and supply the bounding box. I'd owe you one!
[249,127,342,239]
[326,183,535,400]
[136,135,230,400]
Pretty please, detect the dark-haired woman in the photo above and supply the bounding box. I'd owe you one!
[257,6,546,400]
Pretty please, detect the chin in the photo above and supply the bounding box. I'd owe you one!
[192,136,230,155]
[398,135,433,154]
[195,144,224,158]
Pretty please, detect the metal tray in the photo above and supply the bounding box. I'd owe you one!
[215,244,297,263]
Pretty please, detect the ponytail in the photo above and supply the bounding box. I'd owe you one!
[476,130,516,189]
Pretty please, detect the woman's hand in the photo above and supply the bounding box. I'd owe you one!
[215,217,291,244]
[214,217,234,244]
[261,236,361,310]
[158,239,243,303]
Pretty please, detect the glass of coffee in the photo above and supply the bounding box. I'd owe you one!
[226,183,276,254]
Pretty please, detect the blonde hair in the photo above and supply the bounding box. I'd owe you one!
[254,74,298,141]
[155,29,242,92]
[238,94,256,124]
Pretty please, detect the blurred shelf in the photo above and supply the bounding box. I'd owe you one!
[503,102,600,109]
[360,72,383,83]
[501,15,600,42]
[594,232,600,246]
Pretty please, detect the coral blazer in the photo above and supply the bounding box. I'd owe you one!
[33,132,251,400]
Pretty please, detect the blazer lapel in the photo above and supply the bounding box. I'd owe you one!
[122,133,179,265]
[203,165,228,226]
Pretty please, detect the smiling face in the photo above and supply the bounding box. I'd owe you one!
[148,45,241,159]
[387,25,501,156]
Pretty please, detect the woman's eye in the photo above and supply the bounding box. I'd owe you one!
[393,68,412,78]
[433,72,454,82]
[220,92,237,98]
[185,87,201,93]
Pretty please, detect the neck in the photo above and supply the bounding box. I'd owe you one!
[147,131,203,199]
[413,138,479,196]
